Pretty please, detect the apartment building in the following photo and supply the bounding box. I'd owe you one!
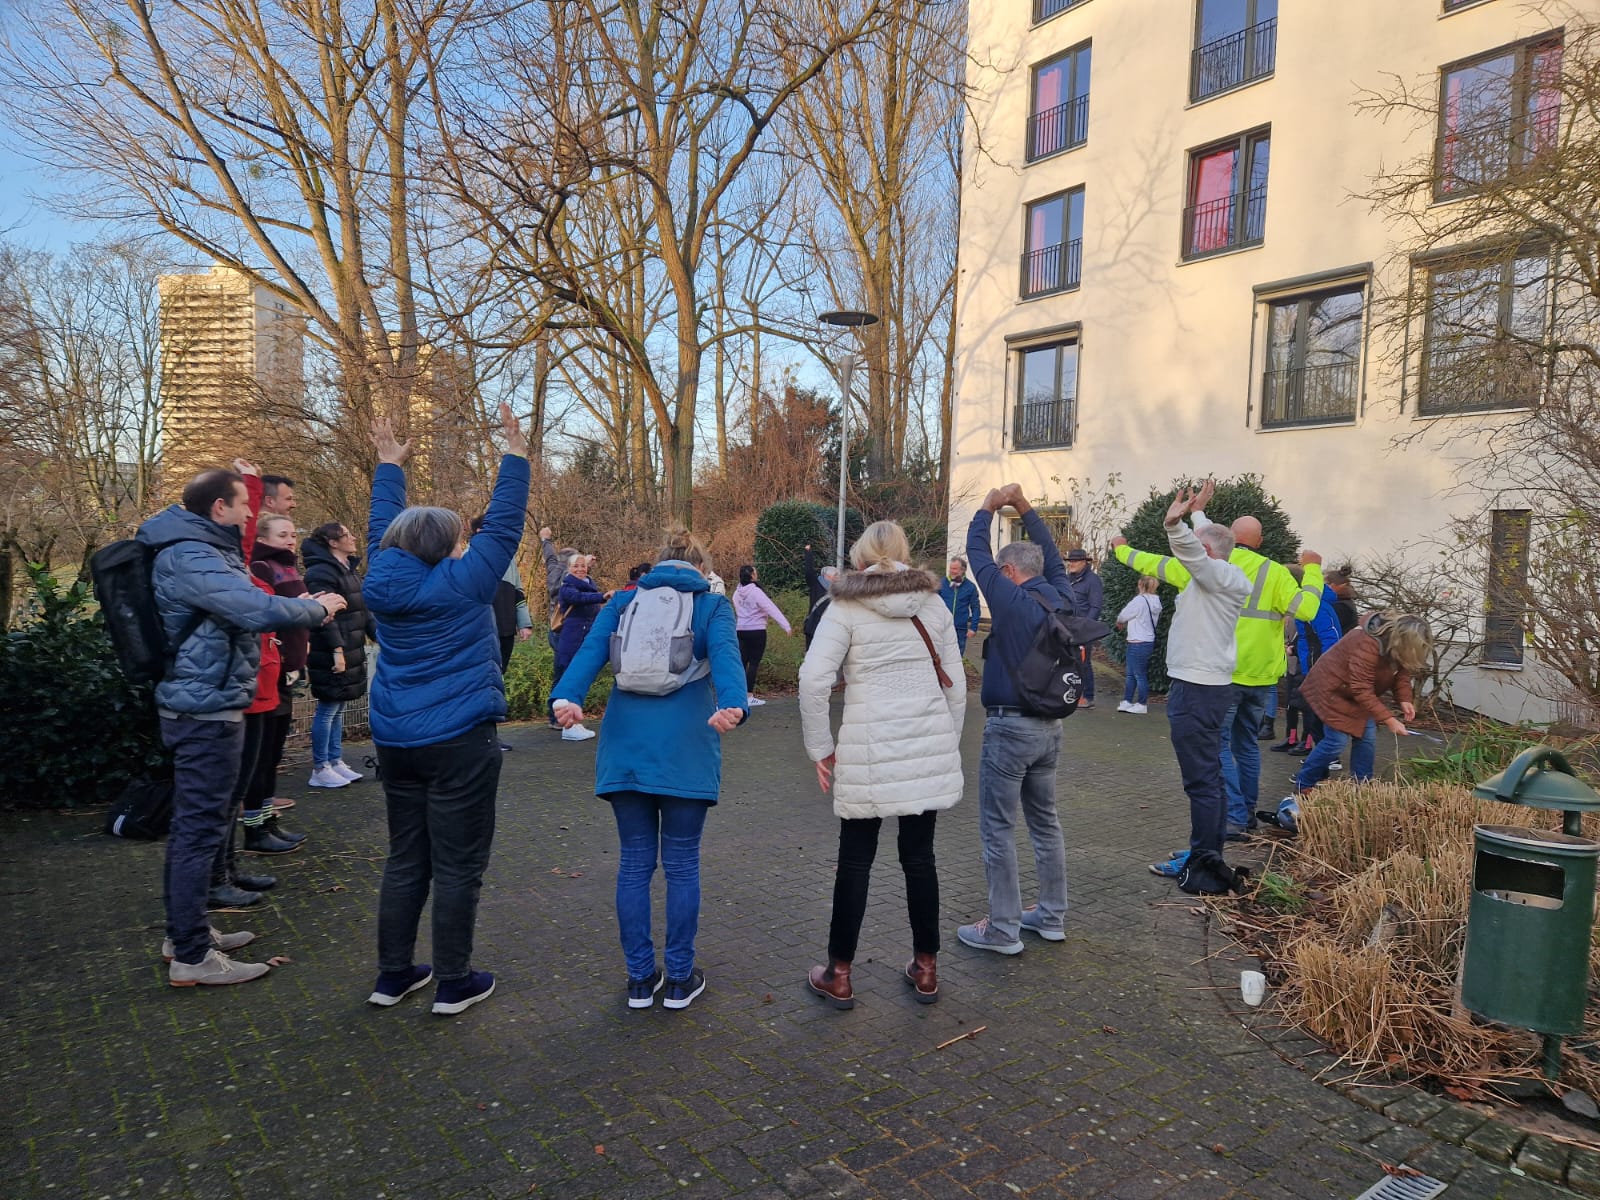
[948,0,1589,723]
[157,262,305,487]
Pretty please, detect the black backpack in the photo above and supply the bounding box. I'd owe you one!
[988,587,1111,719]
[802,595,832,645]
[1176,850,1250,896]
[90,538,205,685]
[103,775,174,840]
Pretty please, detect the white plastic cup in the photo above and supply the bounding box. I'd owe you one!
[1240,970,1267,1007]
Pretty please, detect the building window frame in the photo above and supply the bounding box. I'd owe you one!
[1435,34,1563,200]
[1483,509,1531,666]
[1190,0,1278,104]
[1020,187,1085,300]
[1010,335,1079,452]
[1032,0,1091,25]
[1417,245,1551,417]
[1182,128,1270,261]
[1010,506,1075,547]
[1258,280,1366,429]
[1027,41,1091,162]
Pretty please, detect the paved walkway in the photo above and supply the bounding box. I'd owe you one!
[1,692,1572,1199]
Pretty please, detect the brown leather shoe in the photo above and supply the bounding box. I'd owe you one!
[807,961,854,1009]
[904,952,938,1004]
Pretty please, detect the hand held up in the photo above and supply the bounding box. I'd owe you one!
[370,416,414,466]
[499,401,530,458]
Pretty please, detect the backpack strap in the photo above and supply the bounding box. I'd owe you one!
[908,616,954,689]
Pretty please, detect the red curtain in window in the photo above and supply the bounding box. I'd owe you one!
[1028,204,1054,291]
[1033,63,1065,155]
[1190,149,1238,253]
[1528,43,1562,159]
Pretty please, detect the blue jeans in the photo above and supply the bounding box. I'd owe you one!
[609,791,710,980]
[1219,684,1274,829]
[1296,721,1377,790]
[1167,680,1233,854]
[1122,642,1154,705]
[312,700,344,767]
[977,713,1066,940]
[160,716,246,964]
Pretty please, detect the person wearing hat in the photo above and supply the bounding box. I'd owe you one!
[1063,547,1104,707]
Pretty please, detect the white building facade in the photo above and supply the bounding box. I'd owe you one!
[948,0,1589,724]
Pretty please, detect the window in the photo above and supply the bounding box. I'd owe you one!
[1437,37,1562,197]
[1034,0,1089,22]
[1021,188,1085,299]
[1484,509,1531,665]
[1029,43,1091,161]
[1191,0,1278,102]
[1012,507,1075,546]
[1261,284,1364,427]
[1183,130,1269,259]
[1420,249,1549,414]
[1012,338,1078,450]
[1443,0,1487,9]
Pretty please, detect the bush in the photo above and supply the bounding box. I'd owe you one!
[503,629,614,721]
[753,501,864,592]
[0,565,166,808]
[1100,475,1301,693]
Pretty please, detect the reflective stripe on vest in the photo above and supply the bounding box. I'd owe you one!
[1237,559,1277,621]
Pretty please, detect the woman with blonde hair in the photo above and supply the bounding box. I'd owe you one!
[799,520,966,1009]
[1292,610,1431,794]
[550,526,748,1011]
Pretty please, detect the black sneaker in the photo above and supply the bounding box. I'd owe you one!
[661,968,705,1010]
[627,969,665,1009]
[368,964,434,1007]
[432,969,495,1015]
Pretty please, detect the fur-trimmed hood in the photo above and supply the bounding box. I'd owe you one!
[828,565,941,619]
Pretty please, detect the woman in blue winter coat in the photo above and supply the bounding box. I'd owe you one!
[360,404,530,1019]
[551,553,610,742]
[551,527,748,1011]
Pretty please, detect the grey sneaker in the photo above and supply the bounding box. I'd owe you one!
[168,949,271,987]
[161,927,258,962]
[956,917,1023,955]
[1019,906,1066,942]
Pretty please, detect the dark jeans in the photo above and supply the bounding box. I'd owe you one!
[1079,645,1096,701]
[827,812,940,962]
[1166,679,1233,854]
[375,722,502,982]
[160,716,246,964]
[1122,641,1154,705]
[609,791,710,980]
[211,711,267,883]
[247,708,293,810]
[497,633,515,674]
[736,629,767,694]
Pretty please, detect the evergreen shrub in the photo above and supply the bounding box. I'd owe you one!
[753,501,864,592]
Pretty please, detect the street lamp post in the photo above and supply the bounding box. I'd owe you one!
[818,310,880,570]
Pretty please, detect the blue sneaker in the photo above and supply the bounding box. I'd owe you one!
[431,970,495,1015]
[1019,906,1066,941]
[661,968,705,1010]
[627,969,665,1009]
[1149,850,1191,878]
[367,964,433,1007]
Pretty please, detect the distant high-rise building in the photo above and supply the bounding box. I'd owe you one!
[157,263,305,488]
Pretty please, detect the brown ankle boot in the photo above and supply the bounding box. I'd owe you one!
[904,952,938,1004]
[807,960,854,1009]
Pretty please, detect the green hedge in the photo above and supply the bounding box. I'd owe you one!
[754,501,864,592]
[504,631,615,720]
[1100,475,1301,694]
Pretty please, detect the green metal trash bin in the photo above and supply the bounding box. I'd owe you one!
[1461,823,1599,1035]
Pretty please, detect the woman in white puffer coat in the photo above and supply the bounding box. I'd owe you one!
[799,521,966,1009]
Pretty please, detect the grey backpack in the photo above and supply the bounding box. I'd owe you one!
[608,585,710,695]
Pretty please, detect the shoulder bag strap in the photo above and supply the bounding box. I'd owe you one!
[908,616,954,689]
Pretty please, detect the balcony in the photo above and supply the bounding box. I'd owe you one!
[1033,0,1089,22]
[1019,239,1082,299]
[1013,396,1075,450]
[1027,94,1089,161]
[1420,341,1545,415]
[1182,186,1266,258]
[1436,108,1559,196]
[1260,361,1359,427]
[1191,18,1277,103]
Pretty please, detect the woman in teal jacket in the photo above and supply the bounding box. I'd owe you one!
[551,527,747,1011]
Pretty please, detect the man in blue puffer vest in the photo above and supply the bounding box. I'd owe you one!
[137,463,345,988]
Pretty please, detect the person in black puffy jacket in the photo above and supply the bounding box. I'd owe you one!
[302,523,374,789]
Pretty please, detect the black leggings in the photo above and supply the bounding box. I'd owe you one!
[827,812,940,962]
[737,629,767,694]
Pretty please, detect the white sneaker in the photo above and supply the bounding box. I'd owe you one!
[331,759,364,782]
[1116,701,1134,713]
[746,696,766,707]
[1329,760,1343,772]
[309,765,350,788]
[1129,703,1148,714]
[561,725,597,742]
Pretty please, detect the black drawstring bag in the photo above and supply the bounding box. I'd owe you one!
[1176,849,1250,896]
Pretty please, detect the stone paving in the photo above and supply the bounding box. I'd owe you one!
[1,686,1577,1199]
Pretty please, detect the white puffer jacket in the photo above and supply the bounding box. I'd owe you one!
[798,565,966,820]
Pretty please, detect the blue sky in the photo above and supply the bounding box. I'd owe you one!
[0,142,96,251]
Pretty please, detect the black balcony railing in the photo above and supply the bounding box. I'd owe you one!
[1033,0,1089,22]
[1182,186,1267,258]
[1259,360,1359,427]
[1027,93,1089,160]
[1420,341,1545,414]
[1019,238,1083,298]
[1436,107,1559,196]
[1013,396,1075,449]
[1191,18,1278,102]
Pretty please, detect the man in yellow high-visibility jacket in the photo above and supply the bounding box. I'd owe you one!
[1111,511,1323,840]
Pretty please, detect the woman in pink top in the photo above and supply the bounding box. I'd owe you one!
[732,565,793,706]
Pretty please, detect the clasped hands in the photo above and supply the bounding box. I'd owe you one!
[553,698,744,734]
[981,483,1030,514]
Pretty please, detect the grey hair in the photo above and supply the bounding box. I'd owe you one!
[1196,524,1236,559]
[379,506,463,565]
[995,541,1044,579]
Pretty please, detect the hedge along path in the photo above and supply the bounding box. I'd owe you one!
[1216,778,1600,1100]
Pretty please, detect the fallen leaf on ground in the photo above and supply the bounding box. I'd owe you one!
[1381,1164,1424,1178]
[1211,1144,1225,1155]
[594,1145,605,1156]
[1101,1025,1119,1035]
[266,956,292,966]
[321,884,347,893]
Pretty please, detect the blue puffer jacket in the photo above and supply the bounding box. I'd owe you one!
[551,562,748,802]
[135,506,329,715]
[363,455,530,748]
[555,574,608,661]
